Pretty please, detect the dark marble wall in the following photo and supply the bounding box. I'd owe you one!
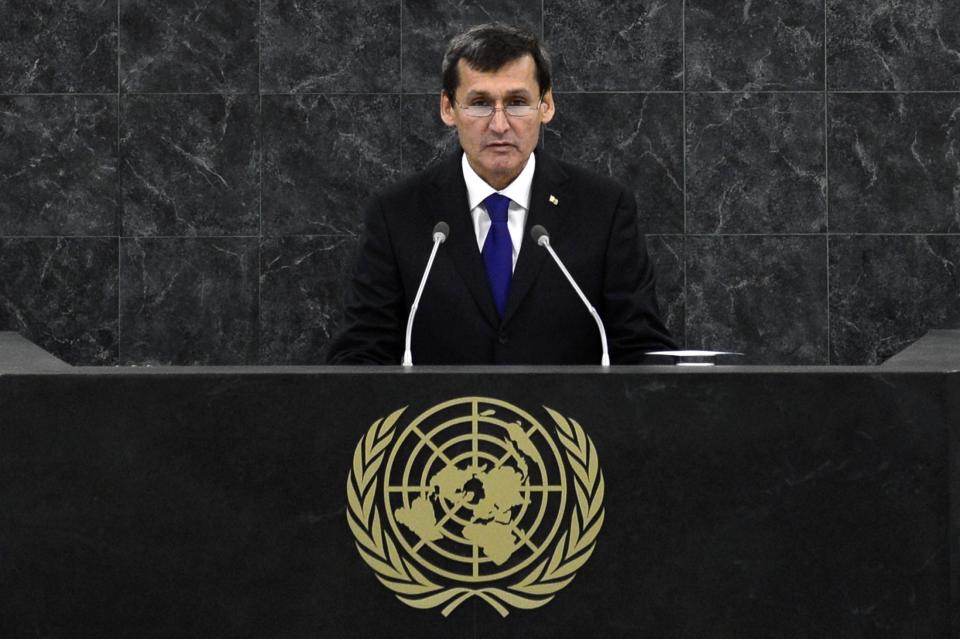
[0,0,958,365]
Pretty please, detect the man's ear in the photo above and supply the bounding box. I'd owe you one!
[440,92,457,127]
[539,89,556,125]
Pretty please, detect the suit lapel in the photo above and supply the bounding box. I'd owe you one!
[501,152,570,326]
[429,155,500,328]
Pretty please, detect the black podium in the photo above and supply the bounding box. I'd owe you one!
[1,332,958,638]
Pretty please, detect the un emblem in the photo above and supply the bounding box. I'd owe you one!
[346,397,605,617]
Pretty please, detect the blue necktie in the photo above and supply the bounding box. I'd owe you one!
[481,193,512,318]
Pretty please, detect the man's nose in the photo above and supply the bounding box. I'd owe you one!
[488,107,510,133]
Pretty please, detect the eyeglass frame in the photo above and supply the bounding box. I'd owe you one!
[451,97,546,119]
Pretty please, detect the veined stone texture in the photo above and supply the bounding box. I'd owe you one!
[0,0,957,364]
[120,0,258,93]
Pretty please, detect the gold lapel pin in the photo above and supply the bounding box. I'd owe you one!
[548,195,559,206]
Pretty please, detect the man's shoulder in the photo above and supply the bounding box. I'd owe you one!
[538,152,630,199]
[372,152,629,205]
[375,153,461,204]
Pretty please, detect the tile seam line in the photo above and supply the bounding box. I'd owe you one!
[6,233,958,239]
[7,91,960,97]
[116,0,121,364]
[824,0,830,364]
[258,0,263,364]
[399,0,404,173]
[682,0,688,348]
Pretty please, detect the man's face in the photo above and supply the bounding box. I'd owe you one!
[440,54,555,190]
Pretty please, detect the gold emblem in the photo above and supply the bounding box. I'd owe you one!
[548,195,559,206]
[346,397,605,617]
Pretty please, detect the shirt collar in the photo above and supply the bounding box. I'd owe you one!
[461,152,537,211]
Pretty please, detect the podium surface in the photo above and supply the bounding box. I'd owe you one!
[1,332,958,638]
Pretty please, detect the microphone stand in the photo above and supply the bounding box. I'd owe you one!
[531,225,610,367]
[403,223,449,367]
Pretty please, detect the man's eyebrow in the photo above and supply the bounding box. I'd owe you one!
[462,88,533,100]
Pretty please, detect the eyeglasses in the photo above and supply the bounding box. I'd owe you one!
[454,99,543,119]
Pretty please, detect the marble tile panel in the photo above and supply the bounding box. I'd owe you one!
[261,0,399,93]
[0,96,118,236]
[686,0,823,91]
[646,234,684,347]
[259,235,359,364]
[544,92,683,234]
[0,0,117,93]
[119,0,258,93]
[120,94,259,237]
[400,94,461,175]
[0,238,118,364]
[119,238,258,365]
[401,0,541,93]
[827,0,960,90]
[544,0,682,91]
[829,93,960,233]
[686,236,828,364]
[686,92,826,234]
[261,94,401,236]
[830,235,960,365]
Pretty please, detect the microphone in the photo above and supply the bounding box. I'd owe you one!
[530,225,610,367]
[402,221,449,367]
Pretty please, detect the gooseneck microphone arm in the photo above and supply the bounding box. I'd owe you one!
[530,225,610,367]
[402,221,449,367]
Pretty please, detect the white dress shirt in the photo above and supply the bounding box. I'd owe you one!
[461,152,536,272]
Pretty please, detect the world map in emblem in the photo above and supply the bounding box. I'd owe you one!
[347,396,606,616]
[392,416,550,568]
[383,398,567,583]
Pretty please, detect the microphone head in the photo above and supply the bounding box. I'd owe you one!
[432,221,449,243]
[530,224,550,246]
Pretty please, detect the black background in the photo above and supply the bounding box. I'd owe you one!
[1,365,955,637]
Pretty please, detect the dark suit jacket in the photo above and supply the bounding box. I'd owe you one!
[326,151,676,365]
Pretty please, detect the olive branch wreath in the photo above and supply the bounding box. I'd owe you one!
[345,404,605,618]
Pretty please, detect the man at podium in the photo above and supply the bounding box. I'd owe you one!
[327,23,675,365]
